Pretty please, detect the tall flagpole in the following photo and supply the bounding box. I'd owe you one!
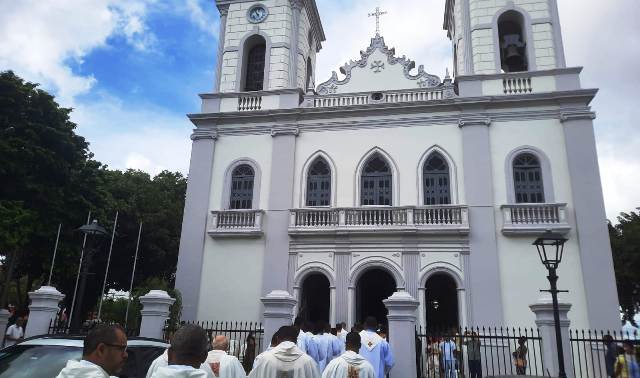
[125,222,143,328]
[47,223,62,286]
[68,212,91,328]
[97,211,118,321]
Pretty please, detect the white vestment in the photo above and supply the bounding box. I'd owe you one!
[358,330,394,378]
[321,351,376,378]
[151,365,209,378]
[248,341,321,378]
[338,330,348,344]
[55,360,111,378]
[206,350,247,378]
[146,350,214,378]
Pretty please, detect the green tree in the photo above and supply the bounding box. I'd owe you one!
[610,210,640,326]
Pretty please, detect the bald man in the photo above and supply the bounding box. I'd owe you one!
[206,335,247,378]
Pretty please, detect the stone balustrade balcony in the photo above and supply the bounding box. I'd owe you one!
[500,203,570,235]
[289,205,469,236]
[208,209,264,238]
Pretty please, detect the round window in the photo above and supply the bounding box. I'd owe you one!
[247,5,268,23]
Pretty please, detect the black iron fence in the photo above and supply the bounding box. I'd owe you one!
[176,321,264,374]
[416,326,545,377]
[47,319,139,337]
[570,329,639,378]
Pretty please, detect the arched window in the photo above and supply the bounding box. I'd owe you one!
[230,165,255,209]
[306,158,331,207]
[361,154,392,206]
[498,11,528,73]
[305,57,313,91]
[243,35,266,91]
[513,153,544,203]
[423,153,451,205]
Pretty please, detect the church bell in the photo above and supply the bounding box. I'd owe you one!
[501,33,527,72]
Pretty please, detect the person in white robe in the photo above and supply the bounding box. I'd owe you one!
[147,350,215,378]
[249,326,321,378]
[56,324,128,378]
[206,335,247,378]
[294,317,320,364]
[358,317,394,378]
[337,323,348,344]
[150,324,212,378]
[322,331,375,378]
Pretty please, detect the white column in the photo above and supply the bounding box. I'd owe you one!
[139,290,175,340]
[261,290,297,352]
[292,286,300,318]
[25,286,65,338]
[384,291,420,378]
[417,287,426,331]
[347,286,355,328]
[0,310,9,346]
[530,295,574,378]
[330,286,336,327]
[457,288,468,327]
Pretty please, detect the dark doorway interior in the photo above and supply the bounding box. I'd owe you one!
[356,268,396,326]
[299,273,330,323]
[425,273,459,331]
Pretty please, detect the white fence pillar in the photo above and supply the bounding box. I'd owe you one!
[139,290,175,340]
[261,290,296,352]
[25,286,65,338]
[530,295,574,378]
[0,309,10,346]
[384,291,419,378]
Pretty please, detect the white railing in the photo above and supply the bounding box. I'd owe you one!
[385,90,443,103]
[209,210,264,237]
[501,203,570,235]
[238,96,262,111]
[503,76,533,94]
[314,95,369,108]
[310,87,447,109]
[289,205,469,235]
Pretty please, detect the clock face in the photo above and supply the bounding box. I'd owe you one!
[248,6,267,23]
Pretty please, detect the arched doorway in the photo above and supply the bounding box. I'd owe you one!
[356,268,396,326]
[425,273,459,331]
[298,273,330,323]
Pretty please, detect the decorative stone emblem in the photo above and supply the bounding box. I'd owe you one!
[327,83,338,94]
[417,79,429,88]
[371,60,385,73]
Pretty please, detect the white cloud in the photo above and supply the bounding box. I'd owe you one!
[185,0,219,37]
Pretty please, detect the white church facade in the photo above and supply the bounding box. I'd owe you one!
[175,0,619,331]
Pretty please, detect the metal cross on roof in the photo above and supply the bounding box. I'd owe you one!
[368,6,387,36]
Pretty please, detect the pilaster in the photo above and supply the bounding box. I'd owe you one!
[560,112,620,329]
[402,251,420,299]
[335,250,350,325]
[175,131,217,321]
[459,114,504,326]
[214,4,229,92]
[289,0,303,88]
[261,127,298,295]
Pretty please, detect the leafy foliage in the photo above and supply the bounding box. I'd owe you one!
[609,210,640,326]
[0,71,186,321]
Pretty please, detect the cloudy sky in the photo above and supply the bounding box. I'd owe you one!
[0,0,638,221]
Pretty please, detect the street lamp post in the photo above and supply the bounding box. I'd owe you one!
[533,230,569,378]
[71,220,107,331]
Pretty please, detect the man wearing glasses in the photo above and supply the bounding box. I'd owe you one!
[56,324,128,378]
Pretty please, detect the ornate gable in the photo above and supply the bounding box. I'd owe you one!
[316,35,442,95]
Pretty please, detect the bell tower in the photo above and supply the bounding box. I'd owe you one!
[444,0,566,76]
[214,0,325,93]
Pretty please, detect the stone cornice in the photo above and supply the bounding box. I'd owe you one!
[271,127,299,137]
[200,88,304,100]
[458,117,492,128]
[559,110,597,123]
[191,129,218,141]
[456,67,583,82]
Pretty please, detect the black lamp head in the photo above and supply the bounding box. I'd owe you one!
[533,230,568,270]
[77,219,108,237]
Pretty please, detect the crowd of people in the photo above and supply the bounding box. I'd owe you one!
[54,316,394,378]
[604,335,640,378]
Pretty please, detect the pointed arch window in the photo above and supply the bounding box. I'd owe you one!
[513,153,544,203]
[306,158,331,207]
[423,153,451,205]
[230,165,255,209]
[361,154,392,206]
